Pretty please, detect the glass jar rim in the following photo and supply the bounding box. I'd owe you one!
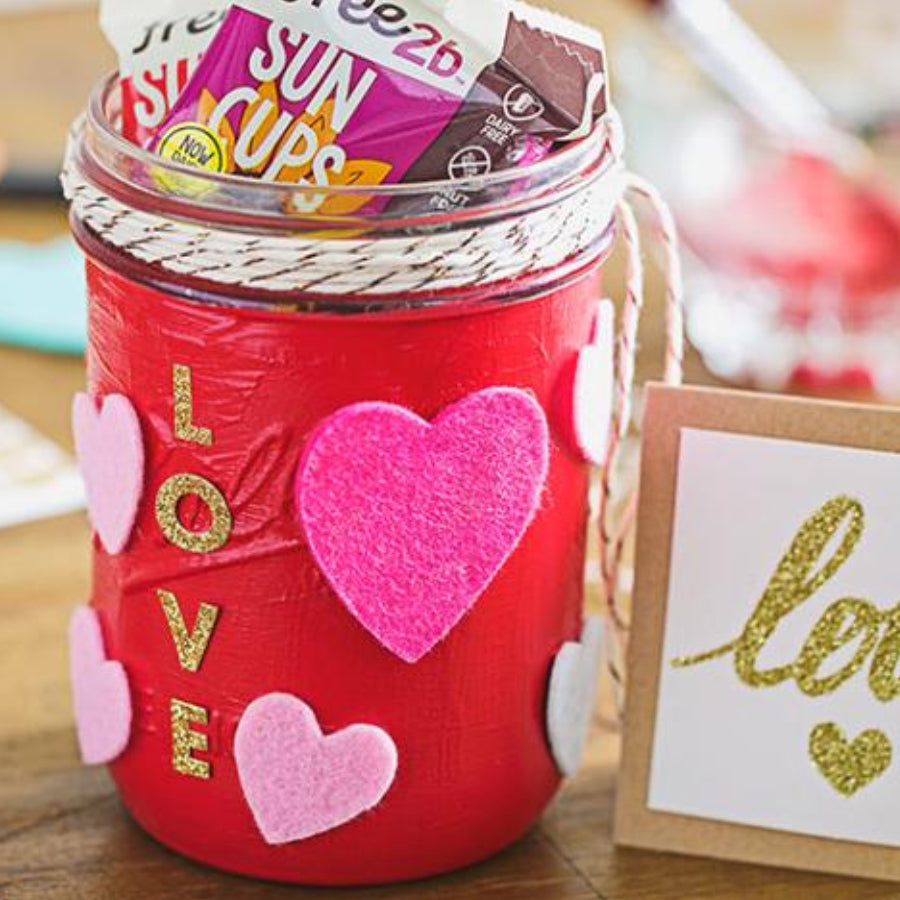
[73,73,618,235]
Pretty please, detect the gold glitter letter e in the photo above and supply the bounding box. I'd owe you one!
[171,698,211,779]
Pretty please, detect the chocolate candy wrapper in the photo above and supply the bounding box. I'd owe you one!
[142,0,607,215]
[101,0,230,145]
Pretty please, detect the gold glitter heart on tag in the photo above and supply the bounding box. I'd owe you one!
[809,722,892,796]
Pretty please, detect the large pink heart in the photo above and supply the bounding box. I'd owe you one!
[235,693,397,845]
[69,606,132,765]
[296,387,549,663]
[72,393,144,555]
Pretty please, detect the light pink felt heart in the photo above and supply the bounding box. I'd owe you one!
[72,393,144,555]
[235,693,398,845]
[296,387,549,663]
[69,605,132,765]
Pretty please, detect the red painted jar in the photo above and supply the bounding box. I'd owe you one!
[65,76,620,885]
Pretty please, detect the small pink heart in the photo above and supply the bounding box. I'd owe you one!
[72,393,144,555]
[235,693,397,845]
[296,388,549,663]
[69,606,132,765]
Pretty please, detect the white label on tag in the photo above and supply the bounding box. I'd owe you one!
[649,427,900,847]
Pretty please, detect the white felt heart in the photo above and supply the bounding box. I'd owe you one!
[572,301,615,465]
[553,301,615,465]
[235,693,398,845]
[546,616,604,777]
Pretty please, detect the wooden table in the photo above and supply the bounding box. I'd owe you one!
[1,5,899,899]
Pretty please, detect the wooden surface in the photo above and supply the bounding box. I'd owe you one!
[1,4,899,899]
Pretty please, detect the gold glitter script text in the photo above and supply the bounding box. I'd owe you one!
[672,495,900,702]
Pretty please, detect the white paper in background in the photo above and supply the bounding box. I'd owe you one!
[649,428,900,848]
[0,404,84,529]
[0,0,93,11]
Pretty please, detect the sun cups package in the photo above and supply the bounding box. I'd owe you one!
[138,0,607,214]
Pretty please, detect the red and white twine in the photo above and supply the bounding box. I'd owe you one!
[598,174,685,706]
[62,122,628,297]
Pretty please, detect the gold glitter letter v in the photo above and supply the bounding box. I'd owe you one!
[158,589,220,673]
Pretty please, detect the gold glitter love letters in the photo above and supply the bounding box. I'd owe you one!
[155,364,233,555]
[671,495,900,702]
[155,363,235,780]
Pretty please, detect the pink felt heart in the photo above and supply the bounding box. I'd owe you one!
[296,388,549,663]
[69,605,132,765]
[235,693,397,845]
[72,393,144,555]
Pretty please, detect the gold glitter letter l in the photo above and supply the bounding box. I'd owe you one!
[173,364,213,446]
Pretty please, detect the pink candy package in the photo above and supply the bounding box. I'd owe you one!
[103,0,608,214]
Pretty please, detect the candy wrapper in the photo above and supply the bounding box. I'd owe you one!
[101,0,229,145]
[109,0,606,215]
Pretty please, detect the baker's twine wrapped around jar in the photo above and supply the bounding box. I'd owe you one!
[62,116,629,298]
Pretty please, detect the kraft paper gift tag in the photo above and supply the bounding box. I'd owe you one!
[616,382,900,882]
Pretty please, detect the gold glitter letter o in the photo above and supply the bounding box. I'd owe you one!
[155,473,232,554]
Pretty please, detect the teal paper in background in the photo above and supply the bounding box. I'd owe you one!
[0,237,86,356]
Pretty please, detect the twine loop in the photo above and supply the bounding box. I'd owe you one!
[598,173,686,707]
